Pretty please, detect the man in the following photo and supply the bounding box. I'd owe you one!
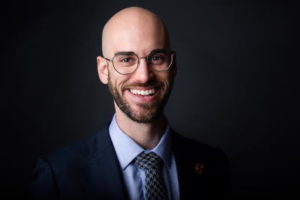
[31,7,230,200]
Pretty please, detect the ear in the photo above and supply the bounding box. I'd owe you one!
[97,56,109,84]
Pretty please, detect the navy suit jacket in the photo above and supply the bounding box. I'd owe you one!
[31,127,230,200]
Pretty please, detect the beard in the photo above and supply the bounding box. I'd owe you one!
[107,75,173,123]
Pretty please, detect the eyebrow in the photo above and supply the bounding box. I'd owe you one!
[114,48,170,57]
[149,48,170,54]
[114,51,135,56]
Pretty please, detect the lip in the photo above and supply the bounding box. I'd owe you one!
[126,86,159,90]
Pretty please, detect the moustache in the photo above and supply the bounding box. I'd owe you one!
[123,80,163,90]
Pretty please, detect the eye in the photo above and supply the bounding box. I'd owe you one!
[116,55,136,63]
[150,54,166,64]
[152,55,163,61]
[120,57,133,63]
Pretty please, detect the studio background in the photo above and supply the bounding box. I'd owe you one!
[2,0,299,199]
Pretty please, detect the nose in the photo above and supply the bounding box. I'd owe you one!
[132,57,154,83]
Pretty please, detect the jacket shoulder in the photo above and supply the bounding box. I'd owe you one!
[31,128,113,199]
[45,128,109,165]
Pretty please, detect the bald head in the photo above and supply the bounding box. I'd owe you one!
[101,7,170,57]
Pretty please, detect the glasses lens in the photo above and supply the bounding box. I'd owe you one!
[150,53,173,71]
[113,54,138,74]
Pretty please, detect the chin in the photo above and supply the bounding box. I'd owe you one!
[127,107,162,123]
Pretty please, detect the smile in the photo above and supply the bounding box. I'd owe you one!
[129,88,156,96]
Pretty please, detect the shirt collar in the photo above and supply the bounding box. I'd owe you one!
[109,115,172,170]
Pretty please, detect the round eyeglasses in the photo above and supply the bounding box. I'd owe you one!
[103,50,175,75]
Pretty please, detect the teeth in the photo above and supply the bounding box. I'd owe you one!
[130,89,155,96]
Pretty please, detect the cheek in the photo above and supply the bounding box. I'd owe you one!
[161,73,175,93]
[157,72,174,85]
[109,71,130,92]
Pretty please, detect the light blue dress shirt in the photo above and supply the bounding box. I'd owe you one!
[109,115,180,200]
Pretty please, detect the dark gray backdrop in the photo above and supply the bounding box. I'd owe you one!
[2,0,299,199]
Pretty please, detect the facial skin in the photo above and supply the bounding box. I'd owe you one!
[97,7,176,124]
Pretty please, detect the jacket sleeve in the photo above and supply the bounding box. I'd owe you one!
[30,158,59,200]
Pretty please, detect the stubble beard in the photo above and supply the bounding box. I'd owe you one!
[107,75,172,123]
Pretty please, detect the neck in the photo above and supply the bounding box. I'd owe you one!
[114,106,167,150]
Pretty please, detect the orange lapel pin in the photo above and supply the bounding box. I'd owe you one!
[194,163,204,175]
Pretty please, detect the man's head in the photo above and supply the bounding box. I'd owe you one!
[97,7,176,123]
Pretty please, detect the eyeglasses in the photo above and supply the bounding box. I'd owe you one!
[103,49,175,75]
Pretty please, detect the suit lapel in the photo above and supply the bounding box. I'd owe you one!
[79,128,128,200]
[171,131,206,200]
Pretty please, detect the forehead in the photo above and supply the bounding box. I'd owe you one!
[103,15,168,56]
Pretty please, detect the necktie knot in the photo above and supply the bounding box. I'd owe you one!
[134,152,163,170]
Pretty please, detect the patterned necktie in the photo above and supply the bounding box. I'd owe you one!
[134,152,168,200]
